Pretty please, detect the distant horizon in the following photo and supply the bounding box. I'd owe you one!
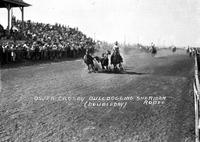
[0,0,200,47]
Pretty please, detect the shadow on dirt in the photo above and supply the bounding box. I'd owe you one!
[156,56,168,59]
[124,71,148,75]
[97,70,148,75]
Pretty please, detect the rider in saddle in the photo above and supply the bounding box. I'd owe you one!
[111,41,123,68]
[85,49,93,61]
[151,42,155,48]
[151,42,156,52]
[113,41,120,54]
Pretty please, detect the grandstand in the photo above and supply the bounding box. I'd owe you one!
[0,0,31,30]
[0,0,96,66]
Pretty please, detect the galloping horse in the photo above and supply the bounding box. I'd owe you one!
[83,52,95,73]
[111,50,123,70]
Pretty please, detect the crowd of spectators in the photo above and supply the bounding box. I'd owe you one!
[0,18,96,66]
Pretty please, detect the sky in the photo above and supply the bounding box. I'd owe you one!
[0,0,200,46]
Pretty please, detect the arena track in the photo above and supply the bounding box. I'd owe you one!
[0,48,195,142]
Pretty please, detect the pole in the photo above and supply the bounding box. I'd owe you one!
[21,7,24,31]
[7,4,11,30]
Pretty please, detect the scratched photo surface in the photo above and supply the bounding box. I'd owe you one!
[0,0,199,142]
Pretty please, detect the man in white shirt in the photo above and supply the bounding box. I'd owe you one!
[111,41,123,69]
[113,41,119,53]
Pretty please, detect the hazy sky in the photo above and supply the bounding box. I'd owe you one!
[0,0,200,46]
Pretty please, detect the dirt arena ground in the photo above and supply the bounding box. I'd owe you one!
[0,48,195,142]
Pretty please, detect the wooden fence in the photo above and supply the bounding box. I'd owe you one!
[194,52,200,142]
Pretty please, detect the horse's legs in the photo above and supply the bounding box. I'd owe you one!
[87,64,95,73]
[91,64,96,73]
[119,63,123,69]
[119,63,124,71]
[101,64,105,70]
[87,65,91,73]
[113,64,117,70]
[119,63,122,68]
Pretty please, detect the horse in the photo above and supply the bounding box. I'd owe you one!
[150,46,157,56]
[172,46,176,53]
[186,47,189,53]
[94,50,111,70]
[189,48,195,57]
[111,50,123,71]
[83,53,95,73]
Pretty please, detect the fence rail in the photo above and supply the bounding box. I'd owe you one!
[194,53,200,142]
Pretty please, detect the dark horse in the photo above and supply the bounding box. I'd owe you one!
[83,53,95,73]
[111,51,123,70]
[150,46,157,56]
[94,50,111,70]
[172,46,176,53]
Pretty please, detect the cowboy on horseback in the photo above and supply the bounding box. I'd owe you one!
[83,49,96,73]
[85,49,93,60]
[150,42,157,56]
[112,41,120,53]
[111,41,123,70]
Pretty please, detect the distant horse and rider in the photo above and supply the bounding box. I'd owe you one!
[83,41,124,73]
[149,42,157,56]
[171,46,176,53]
[187,46,195,57]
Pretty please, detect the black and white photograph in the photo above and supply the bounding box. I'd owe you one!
[0,0,200,141]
